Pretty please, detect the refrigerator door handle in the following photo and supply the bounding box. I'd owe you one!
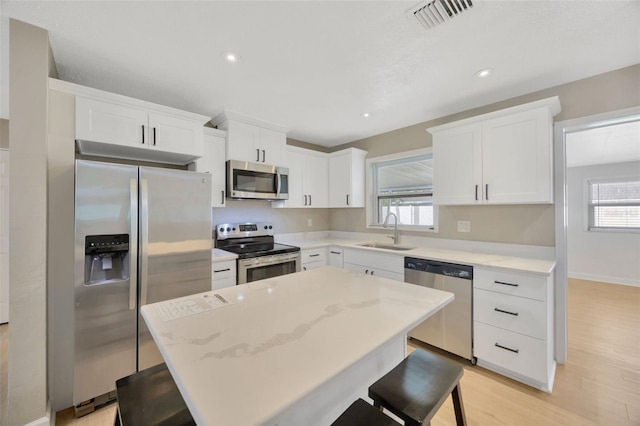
[129,179,138,310]
[140,178,149,306]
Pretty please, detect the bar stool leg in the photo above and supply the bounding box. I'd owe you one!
[451,384,467,426]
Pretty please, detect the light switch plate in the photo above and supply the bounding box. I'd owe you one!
[307,218,313,227]
[457,220,471,233]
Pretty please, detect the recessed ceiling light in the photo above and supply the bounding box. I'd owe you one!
[224,52,239,63]
[475,68,493,78]
[362,113,372,118]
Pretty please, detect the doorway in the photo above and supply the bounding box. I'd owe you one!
[554,106,640,363]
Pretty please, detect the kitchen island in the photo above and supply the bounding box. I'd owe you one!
[141,266,453,425]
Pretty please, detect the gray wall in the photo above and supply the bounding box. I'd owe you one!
[7,19,51,425]
[567,161,640,286]
[327,64,640,246]
[0,120,8,149]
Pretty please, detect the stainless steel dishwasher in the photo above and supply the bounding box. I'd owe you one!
[405,257,475,363]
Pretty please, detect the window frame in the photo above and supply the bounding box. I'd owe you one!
[366,148,438,233]
[584,176,640,233]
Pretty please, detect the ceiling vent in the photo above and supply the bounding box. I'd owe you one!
[407,0,476,30]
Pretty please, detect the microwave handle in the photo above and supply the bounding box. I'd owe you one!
[276,168,281,197]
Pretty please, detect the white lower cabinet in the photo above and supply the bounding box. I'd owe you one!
[473,267,555,392]
[328,247,344,268]
[343,248,404,282]
[301,248,327,271]
[212,260,236,290]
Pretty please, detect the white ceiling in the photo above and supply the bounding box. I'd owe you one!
[1,1,639,147]
[566,120,640,168]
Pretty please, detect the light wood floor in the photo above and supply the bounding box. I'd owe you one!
[1,278,638,425]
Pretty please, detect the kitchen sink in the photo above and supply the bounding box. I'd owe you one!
[357,243,416,251]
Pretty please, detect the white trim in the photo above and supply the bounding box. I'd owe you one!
[210,109,289,133]
[568,272,640,288]
[203,127,227,138]
[553,105,640,365]
[48,78,210,124]
[427,96,561,134]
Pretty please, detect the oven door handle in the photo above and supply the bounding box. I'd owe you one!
[239,252,300,268]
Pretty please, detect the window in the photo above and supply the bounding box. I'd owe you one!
[368,149,435,230]
[588,178,640,230]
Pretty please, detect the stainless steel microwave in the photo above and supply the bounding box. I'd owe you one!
[226,160,289,200]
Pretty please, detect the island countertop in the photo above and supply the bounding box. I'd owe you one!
[141,266,453,425]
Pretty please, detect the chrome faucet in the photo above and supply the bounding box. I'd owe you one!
[382,211,399,244]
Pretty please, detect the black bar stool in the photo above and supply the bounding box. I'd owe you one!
[331,398,402,426]
[368,349,466,426]
[115,363,195,426]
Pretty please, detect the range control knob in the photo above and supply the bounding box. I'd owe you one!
[219,228,224,232]
[226,227,231,232]
[264,225,268,229]
[232,227,236,231]
[268,225,273,229]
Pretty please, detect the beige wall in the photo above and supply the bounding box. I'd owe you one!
[0,120,8,149]
[47,89,76,410]
[328,64,640,246]
[7,19,50,425]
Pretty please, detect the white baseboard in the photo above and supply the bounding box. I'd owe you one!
[568,272,640,287]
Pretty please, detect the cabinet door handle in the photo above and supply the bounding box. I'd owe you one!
[153,127,157,146]
[221,190,225,205]
[495,342,519,354]
[309,254,320,257]
[256,149,260,162]
[494,308,519,316]
[370,270,374,275]
[475,184,478,201]
[346,194,350,206]
[485,184,489,200]
[494,280,519,287]
[308,194,312,206]
[304,195,308,206]
[141,125,145,144]
[365,269,369,274]
[262,149,266,162]
[330,251,341,255]
[303,266,307,271]
[214,268,231,273]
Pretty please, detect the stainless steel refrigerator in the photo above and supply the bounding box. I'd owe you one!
[73,160,212,408]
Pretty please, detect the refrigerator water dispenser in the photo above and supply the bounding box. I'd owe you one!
[84,234,130,284]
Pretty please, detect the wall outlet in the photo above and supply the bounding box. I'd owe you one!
[307,218,313,227]
[457,220,471,233]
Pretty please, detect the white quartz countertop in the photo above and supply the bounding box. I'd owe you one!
[279,237,555,275]
[141,266,453,425]
[211,248,237,262]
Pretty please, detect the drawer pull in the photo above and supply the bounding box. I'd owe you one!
[495,342,519,354]
[494,308,519,316]
[309,254,320,257]
[494,280,519,287]
[214,268,231,273]
[330,251,341,255]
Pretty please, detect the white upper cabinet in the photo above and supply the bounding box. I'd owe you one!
[429,97,561,205]
[211,111,288,167]
[328,148,367,208]
[277,146,328,208]
[62,79,209,165]
[193,128,227,207]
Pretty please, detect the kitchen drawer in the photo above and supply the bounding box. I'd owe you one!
[343,249,403,275]
[301,248,327,264]
[343,263,404,282]
[302,260,326,271]
[474,288,546,339]
[474,268,548,301]
[474,321,547,384]
[212,260,236,290]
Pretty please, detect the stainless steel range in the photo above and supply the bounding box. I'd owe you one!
[215,222,300,284]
